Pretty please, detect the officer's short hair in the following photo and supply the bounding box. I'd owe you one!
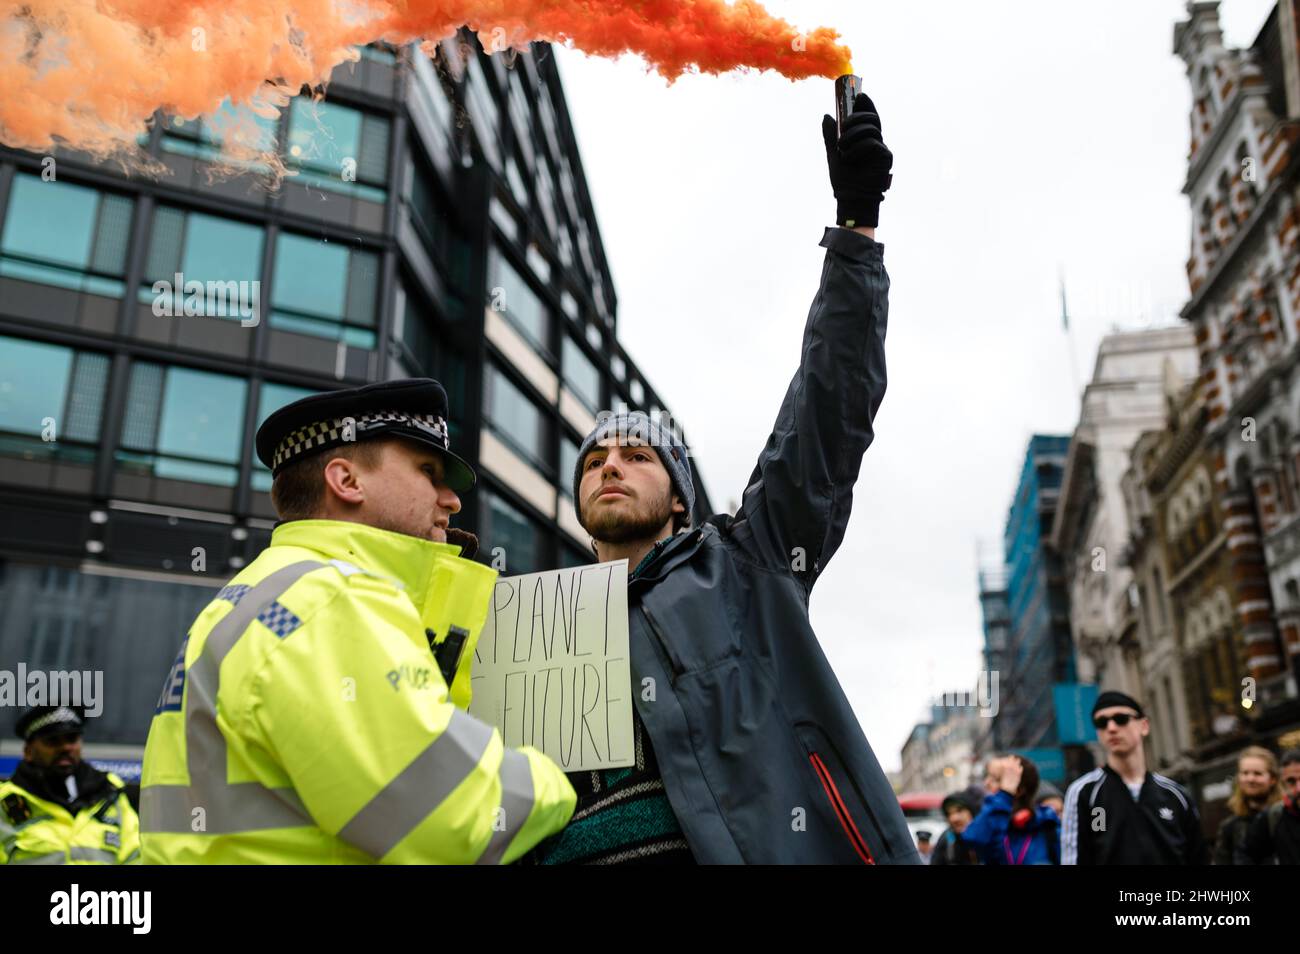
[271,441,387,521]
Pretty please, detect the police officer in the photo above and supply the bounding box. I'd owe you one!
[1,706,141,864]
[140,378,576,864]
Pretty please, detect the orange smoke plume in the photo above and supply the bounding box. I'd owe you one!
[0,0,852,157]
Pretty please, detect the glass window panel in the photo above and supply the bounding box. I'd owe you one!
[120,362,164,451]
[358,114,390,183]
[251,381,316,491]
[90,194,134,275]
[489,249,549,352]
[181,212,263,286]
[0,337,72,437]
[525,243,550,285]
[465,57,500,168]
[560,289,579,321]
[411,51,452,132]
[563,337,601,413]
[483,489,540,575]
[156,366,246,465]
[490,197,518,242]
[63,353,110,442]
[145,207,186,279]
[486,364,546,467]
[442,348,467,444]
[272,233,349,320]
[345,250,379,325]
[1,175,97,271]
[506,157,528,208]
[288,99,362,178]
[559,435,580,498]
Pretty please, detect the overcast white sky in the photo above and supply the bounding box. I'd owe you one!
[551,0,1276,774]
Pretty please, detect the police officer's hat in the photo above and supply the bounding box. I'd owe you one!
[255,378,475,492]
[15,706,85,742]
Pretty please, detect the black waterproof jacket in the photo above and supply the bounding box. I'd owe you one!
[626,227,916,864]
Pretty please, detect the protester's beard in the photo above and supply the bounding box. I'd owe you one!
[584,486,674,545]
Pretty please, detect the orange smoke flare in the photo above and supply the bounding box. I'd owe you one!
[0,0,852,158]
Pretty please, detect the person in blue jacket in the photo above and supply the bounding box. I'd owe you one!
[962,754,1060,865]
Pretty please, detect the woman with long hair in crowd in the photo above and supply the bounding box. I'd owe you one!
[962,754,1060,865]
[1213,745,1282,864]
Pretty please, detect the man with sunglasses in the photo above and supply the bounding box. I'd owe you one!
[1062,691,1208,865]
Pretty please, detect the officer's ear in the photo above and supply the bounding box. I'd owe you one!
[322,455,369,507]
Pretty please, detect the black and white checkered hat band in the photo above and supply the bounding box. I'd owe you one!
[272,410,449,471]
[26,707,82,737]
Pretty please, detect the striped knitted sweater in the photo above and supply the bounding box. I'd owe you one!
[523,539,695,866]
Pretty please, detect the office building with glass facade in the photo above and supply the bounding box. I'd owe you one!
[0,35,713,754]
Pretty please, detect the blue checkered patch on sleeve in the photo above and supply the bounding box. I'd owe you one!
[256,601,302,639]
[216,583,251,606]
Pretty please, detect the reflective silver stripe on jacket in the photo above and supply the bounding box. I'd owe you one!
[141,561,326,835]
[475,749,536,865]
[69,846,121,864]
[336,708,493,859]
[11,851,68,865]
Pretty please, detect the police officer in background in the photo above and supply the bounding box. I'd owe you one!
[141,378,576,864]
[1,706,141,864]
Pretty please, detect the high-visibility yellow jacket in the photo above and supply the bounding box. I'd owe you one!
[140,519,576,864]
[0,770,140,865]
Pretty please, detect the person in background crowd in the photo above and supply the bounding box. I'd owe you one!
[931,788,982,865]
[961,754,1060,865]
[1062,691,1207,865]
[1036,780,1064,818]
[0,706,140,865]
[1244,748,1300,864]
[1213,746,1281,865]
[915,829,933,864]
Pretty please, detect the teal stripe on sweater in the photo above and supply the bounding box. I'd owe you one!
[539,790,682,865]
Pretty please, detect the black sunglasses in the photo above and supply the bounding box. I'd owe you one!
[1093,713,1138,730]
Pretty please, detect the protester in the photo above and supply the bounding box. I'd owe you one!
[1213,746,1281,865]
[1,706,139,865]
[930,788,982,865]
[1062,691,1207,864]
[140,379,576,864]
[960,755,1060,864]
[525,92,912,865]
[1244,748,1300,864]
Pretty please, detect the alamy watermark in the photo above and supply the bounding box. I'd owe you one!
[0,664,103,717]
[152,273,260,327]
[936,670,999,718]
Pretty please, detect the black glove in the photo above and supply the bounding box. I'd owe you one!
[444,527,478,560]
[822,92,893,228]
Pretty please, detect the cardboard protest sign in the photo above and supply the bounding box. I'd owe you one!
[468,559,633,771]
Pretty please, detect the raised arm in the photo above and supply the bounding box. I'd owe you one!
[732,93,893,588]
